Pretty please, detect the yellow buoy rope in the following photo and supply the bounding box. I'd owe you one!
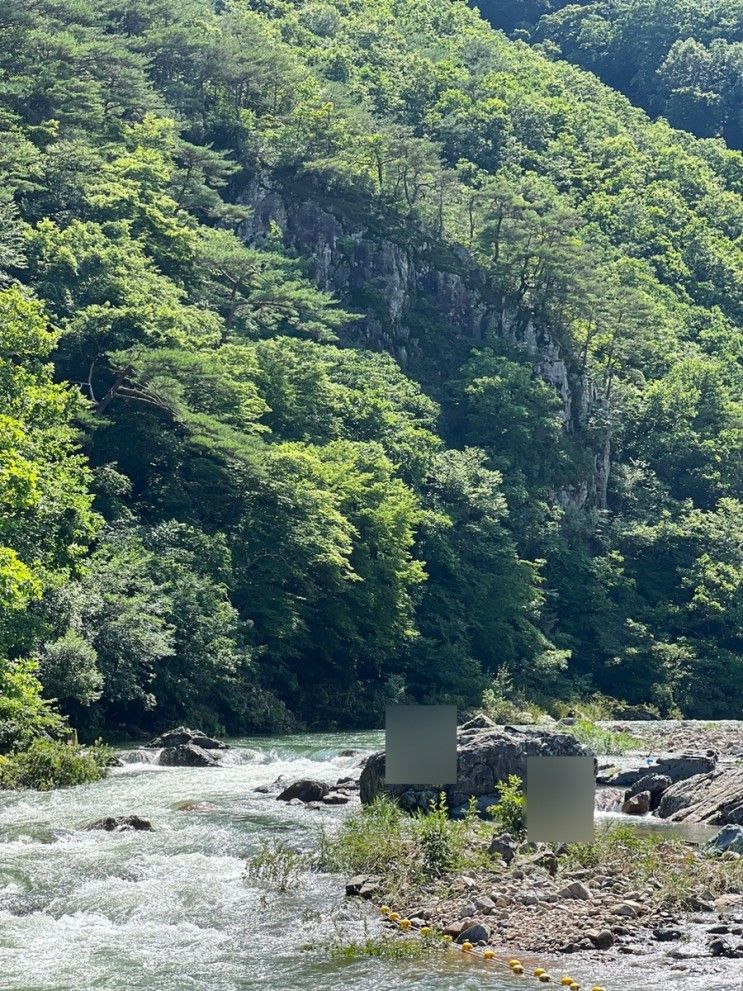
[381,908,610,989]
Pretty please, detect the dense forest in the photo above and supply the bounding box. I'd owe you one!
[477,0,743,148]
[1,0,741,751]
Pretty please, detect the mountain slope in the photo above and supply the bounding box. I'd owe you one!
[0,0,741,737]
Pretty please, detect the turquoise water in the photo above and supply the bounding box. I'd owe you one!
[0,733,738,990]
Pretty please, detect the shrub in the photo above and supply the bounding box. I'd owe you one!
[0,738,113,790]
[488,774,526,839]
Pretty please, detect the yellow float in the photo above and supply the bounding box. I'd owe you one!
[461,941,474,952]
[399,918,411,930]
[482,949,495,960]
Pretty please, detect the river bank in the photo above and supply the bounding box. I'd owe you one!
[1,725,742,990]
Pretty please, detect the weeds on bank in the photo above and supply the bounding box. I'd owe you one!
[0,738,115,790]
[317,794,493,902]
[567,719,640,755]
[564,824,743,907]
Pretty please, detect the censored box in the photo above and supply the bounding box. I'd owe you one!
[526,755,595,844]
[384,704,457,785]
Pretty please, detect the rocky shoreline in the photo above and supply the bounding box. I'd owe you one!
[345,717,743,974]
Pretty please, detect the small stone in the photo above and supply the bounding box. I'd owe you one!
[653,927,682,942]
[557,881,591,901]
[587,929,614,949]
[322,791,350,805]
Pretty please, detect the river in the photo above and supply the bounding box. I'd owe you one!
[0,732,739,991]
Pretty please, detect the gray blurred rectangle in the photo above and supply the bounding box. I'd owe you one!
[385,705,457,785]
[527,756,594,843]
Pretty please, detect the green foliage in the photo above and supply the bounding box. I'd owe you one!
[0,737,112,791]
[0,659,67,755]
[318,794,493,901]
[0,0,740,740]
[566,718,640,756]
[487,774,527,840]
[478,0,743,149]
[244,838,309,891]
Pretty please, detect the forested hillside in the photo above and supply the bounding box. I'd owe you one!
[476,0,743,148]
[1,0,741,746]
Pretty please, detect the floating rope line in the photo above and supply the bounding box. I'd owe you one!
[379,905,607,991]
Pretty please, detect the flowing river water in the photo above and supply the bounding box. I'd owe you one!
[0,731,739,991]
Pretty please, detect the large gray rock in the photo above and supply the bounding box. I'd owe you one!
[158,744,221,767]
[625,773,671,810]
[656,766,743,825]
[147,726,228,750]
[359,726,595,813]
[708,825,743,855]
[600,753,716,788]
[276,779,330,803]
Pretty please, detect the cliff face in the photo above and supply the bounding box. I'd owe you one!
[240,180,600,507]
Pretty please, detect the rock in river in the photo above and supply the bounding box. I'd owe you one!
[86,815,154,831]
[622,791,651,815]
[158,744,221,767]
[147,726,228,750]
[359,725,595,813]
[276,779,329,802]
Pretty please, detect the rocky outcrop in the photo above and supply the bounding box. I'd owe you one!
[359,725,595,813]
[85,815,154,831]
[624,773,671,810]
[158,744,221,767]
[239,184,596,441]
[656,765,743,825]
[147,727,228,750]
[599,752,716,787]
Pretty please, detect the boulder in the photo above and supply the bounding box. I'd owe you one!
[276,779,330,803]
[587,929,615,949]
[622,791,651,815]
[708,824,743,855]
[600,753,716,788]
[147,726,228,750]
[85,815,154,831]
[158,744,221,767]
[624,773,671,810]
[488,832,518,864]
[656,766,743,825]
[457,923,490,944]
[359,726,595,813]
